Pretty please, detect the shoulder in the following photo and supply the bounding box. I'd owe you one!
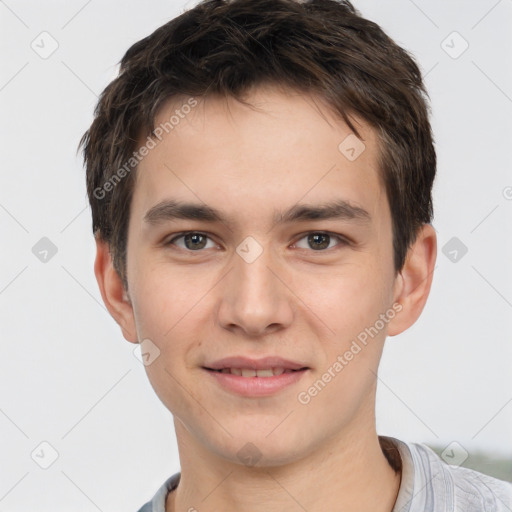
[135,473,181,512]
[404,439,512,511]
[448,463,512,510]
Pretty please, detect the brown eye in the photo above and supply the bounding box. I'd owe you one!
[168,232,214,251]
[184,233,208,250]
[294,232,346,251]
[308,233,330,250]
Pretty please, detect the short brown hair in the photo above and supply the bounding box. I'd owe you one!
[79,0,435,286]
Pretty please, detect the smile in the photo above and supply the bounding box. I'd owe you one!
[210,368,301,377]
[204,367,309,397]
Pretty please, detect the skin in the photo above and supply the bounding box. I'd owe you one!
[95,84,437,512]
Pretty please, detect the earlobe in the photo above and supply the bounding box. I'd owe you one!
[94,236,139,343]
[387,224,437,336]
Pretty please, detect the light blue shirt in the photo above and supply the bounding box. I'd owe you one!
[136,436,512,511]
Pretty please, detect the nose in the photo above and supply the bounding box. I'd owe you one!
[216,243,294,337]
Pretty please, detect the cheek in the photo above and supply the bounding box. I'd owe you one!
[129,256,202,335]
[129,262,216,373]
[301,259,393,337]
[130,270,208,410]
[297,264,392,423]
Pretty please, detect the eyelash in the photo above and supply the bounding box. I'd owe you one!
[165,231,350,252]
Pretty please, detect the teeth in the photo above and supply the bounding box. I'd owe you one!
[217,368,294,377]
[256,369,273,377]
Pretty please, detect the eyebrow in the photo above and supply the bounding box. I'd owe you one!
[143,199,371,228]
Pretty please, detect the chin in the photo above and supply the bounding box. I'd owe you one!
[208,428,307,468]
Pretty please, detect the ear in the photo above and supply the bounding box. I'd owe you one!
[94,235,138,343]
[387,224,437,336]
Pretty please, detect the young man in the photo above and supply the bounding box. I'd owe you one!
[80,0,512,510]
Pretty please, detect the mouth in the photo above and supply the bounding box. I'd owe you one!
[202,357,310,397]
[204,367,308,377]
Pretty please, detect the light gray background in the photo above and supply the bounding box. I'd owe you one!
[1,0,511,510]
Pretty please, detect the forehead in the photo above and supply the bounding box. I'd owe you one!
[132,85,386,227]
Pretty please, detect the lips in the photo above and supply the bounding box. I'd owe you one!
[204,357,309,397]
[210,367,297,377]
[203,356,309,374]
[202,356,310,396]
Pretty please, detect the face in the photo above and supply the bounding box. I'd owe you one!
[122,86,404,465]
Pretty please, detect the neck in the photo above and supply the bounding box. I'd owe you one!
[166,423,401,512]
